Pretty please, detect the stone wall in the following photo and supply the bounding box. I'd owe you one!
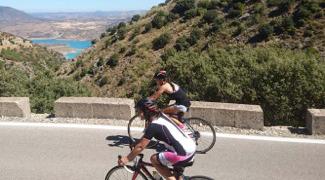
[306,109,325,135]
[0,97,31,118]
[1,97,265,130]
[186,101,264,130]
[54,97,135,120]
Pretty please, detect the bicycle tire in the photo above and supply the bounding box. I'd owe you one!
[189,175,215,180]
[185,117,216,154]
[127,115,159,148]
[105,165,148,180]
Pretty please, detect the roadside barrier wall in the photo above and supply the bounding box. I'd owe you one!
[54,97,135,120]
[306,109,325,135]
[1,97,264,130]
[186,101,264,130]
[0,97,31,118]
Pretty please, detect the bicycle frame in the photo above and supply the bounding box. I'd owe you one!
[123,154,183,180]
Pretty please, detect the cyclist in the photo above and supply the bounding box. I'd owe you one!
[118,98,196,180]
[148,70,191,127]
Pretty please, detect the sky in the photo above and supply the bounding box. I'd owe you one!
[0,0,166,12]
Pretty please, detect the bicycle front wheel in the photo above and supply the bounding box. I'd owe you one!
[185,117,216,154]
[105,165,148,180]
[189,175,214,180]
[127,115,158,148]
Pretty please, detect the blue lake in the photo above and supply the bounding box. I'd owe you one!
[31,39,92,59]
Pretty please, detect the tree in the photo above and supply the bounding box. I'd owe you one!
[172,0,196,15]
[131,14,141,22]
[152,33,171,50]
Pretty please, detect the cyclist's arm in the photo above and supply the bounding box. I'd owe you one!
[126,138,150,161]
[149,86,166,100]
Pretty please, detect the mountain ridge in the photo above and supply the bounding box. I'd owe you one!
[0,6,41,25]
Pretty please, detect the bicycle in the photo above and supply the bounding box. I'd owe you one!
[127,108,216,154]
[105,154,214,180]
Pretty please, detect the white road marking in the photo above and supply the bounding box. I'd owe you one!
[0,122,325,144]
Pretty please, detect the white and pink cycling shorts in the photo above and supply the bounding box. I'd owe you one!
[158,151,194,167]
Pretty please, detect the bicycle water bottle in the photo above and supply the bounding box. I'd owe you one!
[152,170,163,180]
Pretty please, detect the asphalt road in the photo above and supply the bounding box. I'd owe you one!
[0,122,324,180]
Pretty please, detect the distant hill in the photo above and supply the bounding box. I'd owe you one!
[0,6,41,26]
[0,31,64,73]
[0,31,90,113]
[30,11,147,20]
[0,7,144,40]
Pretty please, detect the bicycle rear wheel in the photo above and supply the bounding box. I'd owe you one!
[189,175,214,180]
[185,117,216,154]
[105,165,148,180]
[127,115,158,148]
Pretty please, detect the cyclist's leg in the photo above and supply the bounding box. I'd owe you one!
[150,154,176,180]
[163,105,187,127]
[152,152,195,180]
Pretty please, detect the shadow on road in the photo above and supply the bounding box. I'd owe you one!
[105,135,132,148]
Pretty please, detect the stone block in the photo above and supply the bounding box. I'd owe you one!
[306,109,325,135]
[0,97,31,118]
[187,101,263,130]
[54,97,135,119]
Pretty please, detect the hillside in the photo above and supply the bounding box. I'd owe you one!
[0,6,41,26]
[61,0,325,126]
[0,32,90,113]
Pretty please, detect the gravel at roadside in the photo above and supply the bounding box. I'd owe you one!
[1,113,325,140]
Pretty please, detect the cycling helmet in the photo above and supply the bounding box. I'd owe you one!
[135,98,159,120]
[135,98,159,112]
[153,70,167,80]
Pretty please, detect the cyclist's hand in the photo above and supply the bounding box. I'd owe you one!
[118,156,129,166]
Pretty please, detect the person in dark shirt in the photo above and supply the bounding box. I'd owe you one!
[118,98,196,180]
[149,70,191,127]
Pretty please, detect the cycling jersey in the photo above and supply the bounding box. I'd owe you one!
[143,114,196,156]
[143,114,196,166]
[167,82,191,108]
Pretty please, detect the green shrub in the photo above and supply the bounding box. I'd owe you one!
[188,28,202,45]
[174,36,190,51]
[100,33,106,39]
[253,3,265,15]
[184,8,199,19]
[106,54,119,67]
[143,23,152,33]
[152,12,168,29]
[293,1,321,27]
[162,47,325,126]
[109,26,117,35]
[209,17,224,33]
[118,22,126,29]
[129,27,140,41]
[91,39,97,45]
[198,0,211,9]
[266,0,282,7]
[172,0,196,15]
[96,76,108,87]
[280,16,296,35]
[258,24,274,39]
[131,14,141,22]
[203,10,219,23]
[117,27,127,40]
[161,48,177,61]
[233,23,245,36]
[152,33,171,50]
[227,9,242,18]
[167,12,178,22]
